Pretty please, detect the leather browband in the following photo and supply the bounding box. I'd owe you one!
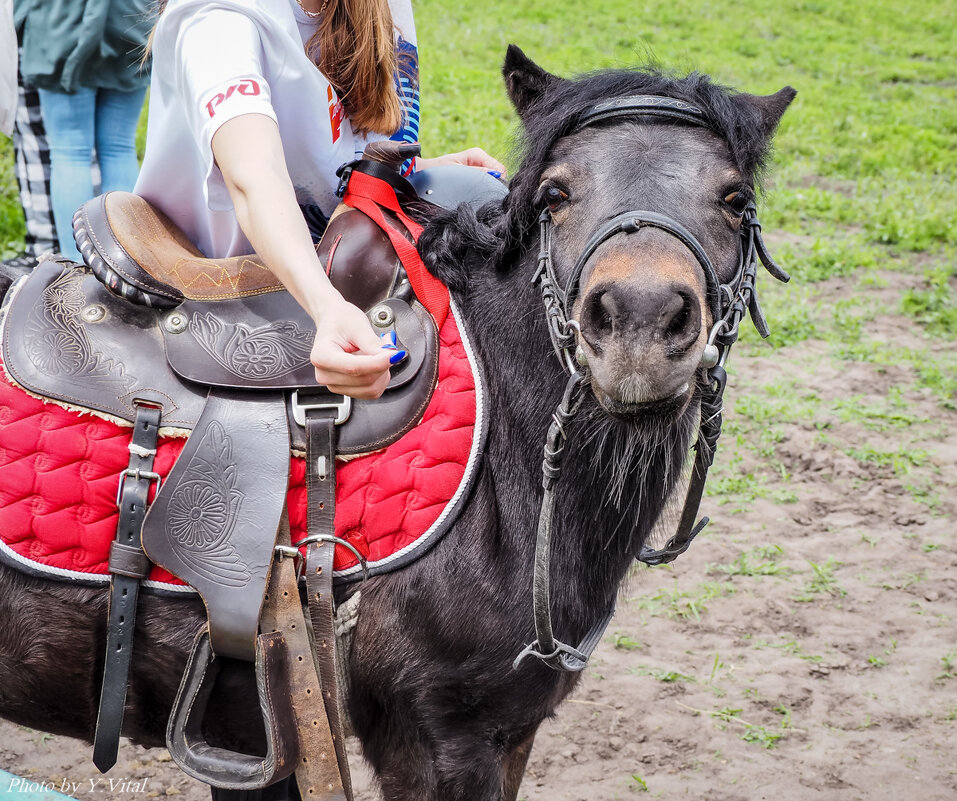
[572,95,711,134]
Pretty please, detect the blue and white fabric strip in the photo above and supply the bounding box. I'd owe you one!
[391,36,420,175]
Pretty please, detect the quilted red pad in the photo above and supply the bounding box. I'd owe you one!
[0,312,477,584]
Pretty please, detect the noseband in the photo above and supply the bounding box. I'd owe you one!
[516,95,790,672]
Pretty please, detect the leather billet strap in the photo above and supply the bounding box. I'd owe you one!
[303,410,353,800]
[93,403,162,773]
[261,520,346,801]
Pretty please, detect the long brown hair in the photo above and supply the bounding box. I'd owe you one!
[148,0,408,136]
[304,0,406,135]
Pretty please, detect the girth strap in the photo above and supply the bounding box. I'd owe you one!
[93,403,162,772]
[261,519,346,801]
[303,411,353,800]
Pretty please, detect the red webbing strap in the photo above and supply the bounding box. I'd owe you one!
[342,170,450,329]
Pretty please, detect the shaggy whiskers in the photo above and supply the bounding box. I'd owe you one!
[574,387,698,554]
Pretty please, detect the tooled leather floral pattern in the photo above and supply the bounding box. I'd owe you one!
[24,270,135,394]
[165,421,250,587]
[188,313,313,380]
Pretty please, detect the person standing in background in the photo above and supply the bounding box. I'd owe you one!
[14,0,151,262]
[1,0,16,139]
[2,0,58,265]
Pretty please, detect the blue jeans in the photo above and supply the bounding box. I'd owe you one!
[37,86,147,261]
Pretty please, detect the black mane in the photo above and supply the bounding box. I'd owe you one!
[420,67,778,286]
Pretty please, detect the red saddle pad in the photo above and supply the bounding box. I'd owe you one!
[0,309,481,587]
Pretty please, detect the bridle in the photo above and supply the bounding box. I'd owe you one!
[515,95,790,672]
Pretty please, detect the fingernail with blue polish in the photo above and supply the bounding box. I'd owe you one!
[389,350,407,365]
[379,330,398,348]
[487,170,502,179]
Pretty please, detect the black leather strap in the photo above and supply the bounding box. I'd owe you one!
[562,210,722,327]
[573,95,711,133]
[513,372,614,673]
[302,411,353,800]
[93,403,162,772]
[337,152,419,201]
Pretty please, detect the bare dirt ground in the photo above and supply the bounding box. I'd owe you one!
[2,264,955,800]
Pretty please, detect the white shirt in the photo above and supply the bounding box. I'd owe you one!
[135,0,416,258]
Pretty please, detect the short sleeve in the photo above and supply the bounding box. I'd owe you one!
[169,9,279,209]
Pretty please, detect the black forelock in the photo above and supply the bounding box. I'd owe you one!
[419,66,779,282]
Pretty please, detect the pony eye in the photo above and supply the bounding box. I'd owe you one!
[542,185,569,211]
[723,190,750,215]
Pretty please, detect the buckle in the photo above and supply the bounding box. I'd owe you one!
[115,468,162,506]
[274,534,370,582]
[291,390,352,426]
[335,159,358,198]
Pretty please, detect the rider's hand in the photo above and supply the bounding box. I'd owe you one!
[417,147,507,177]
[310,294,402,399]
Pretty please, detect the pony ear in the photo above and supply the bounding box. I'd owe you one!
[502,45,560,118]
[735,86,797,141]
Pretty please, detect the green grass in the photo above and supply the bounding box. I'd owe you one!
[3,0,955,258]
[611,633,643,651]
[901,265,957,337]
[629,774,649,792]
[793,558,847,602]
[628,577,736,621]
[1,136,25,258]
[754,638,824,663]
[630,665,697,683]
[685,703,790,750]
[843,441,930,477]
[709,545,791,578]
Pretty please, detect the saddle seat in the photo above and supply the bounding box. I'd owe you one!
[74,192,280,307]
[73,191,407,313]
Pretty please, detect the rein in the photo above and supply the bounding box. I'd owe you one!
[514,95,790,672]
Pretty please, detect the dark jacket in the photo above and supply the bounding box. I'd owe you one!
[15,0,152,93]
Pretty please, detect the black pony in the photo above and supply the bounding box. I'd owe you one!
[0,47,794,801]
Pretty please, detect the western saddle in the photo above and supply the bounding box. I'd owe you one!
[0,141,506,798]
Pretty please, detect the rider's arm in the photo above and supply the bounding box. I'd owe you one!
[211,113,393,399]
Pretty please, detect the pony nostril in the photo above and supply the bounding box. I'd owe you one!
[582,289,619,340]
[662,289,701,356]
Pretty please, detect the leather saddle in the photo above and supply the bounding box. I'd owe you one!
[0,140,506,794]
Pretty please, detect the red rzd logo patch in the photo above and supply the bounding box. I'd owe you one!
[205,79,262,118]
[328,85,344,144]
